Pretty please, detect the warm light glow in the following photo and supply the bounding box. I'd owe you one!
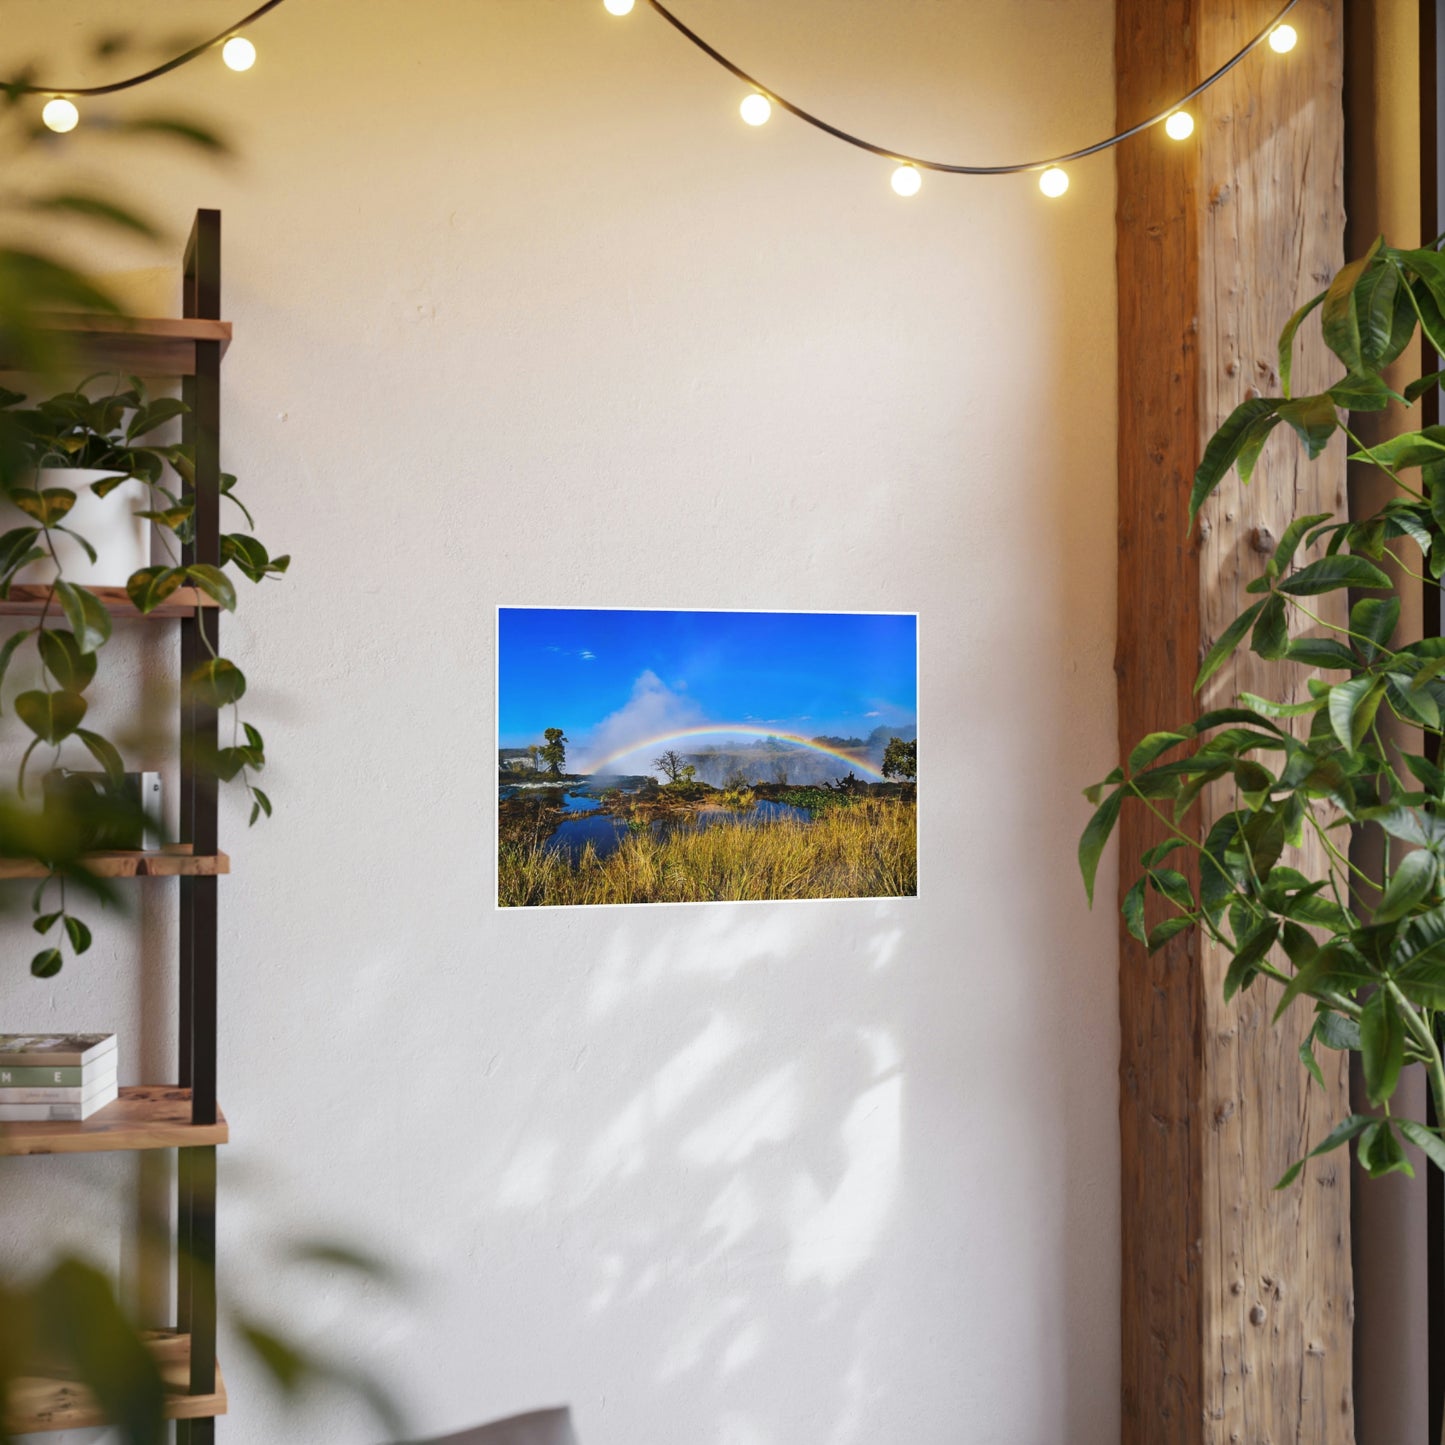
[1039,166,1069,198]
[1268,23,1298,53]
[604,0,635,14]
[221,36,256,71]
[890,164,922,198]
[41,98,78,133]
[740,93,772,127]
[1164,110,1194,140]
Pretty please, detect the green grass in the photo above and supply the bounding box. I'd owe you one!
[499,799,916,907]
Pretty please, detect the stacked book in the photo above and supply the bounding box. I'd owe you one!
[0,1033,118,1121]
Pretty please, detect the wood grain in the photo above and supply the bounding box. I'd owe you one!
[0,1086,228,1156]
[4,1329,226,1433]
[1116,2,1352,1440]
[0,314,233,376]
[0,584,218,618]
[0,848,230,880]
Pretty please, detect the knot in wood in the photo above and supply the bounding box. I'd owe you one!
[1249,1304,1267,1326]
[1251,526,1276,555]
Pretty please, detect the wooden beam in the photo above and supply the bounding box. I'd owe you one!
[1115,2,1353,1440]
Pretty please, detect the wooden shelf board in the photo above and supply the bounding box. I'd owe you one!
[0,847,229,880]
[5,1329,226,1433]
[0,584,217,618]
[0,1085,227,1157]
[1,313,231,376]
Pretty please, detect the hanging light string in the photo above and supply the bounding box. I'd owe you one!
[612,0,1302,195]
[23,0,286,111]
[23,0,1304,198]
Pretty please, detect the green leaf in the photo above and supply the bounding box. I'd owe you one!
[1277,393,1339,458]
[1404,752,1445,795]
[125,397,188,441]
[25,192,161,239]
[1360,989,1405,1105]
[1320,246,1375,372]
[14,688,86,744]
[1278,289,1326,398]
[1355,256,1402,365]
[33,910,61,935]
[1361,1119,1415,1178]
[1222,920,1279,1001]
[1317,1012,1362,1050]
[1352,596,1400,660]
[125,565,184,614]
[1351,426,1445,470]
[1196,599,1266,691]
[1406,369,1445,403]
[1190,399,1280,523]
[186,657,247,708]
[184,563,236,612]
[1274,943,1375,1022]
[1274,1159,1306,1190]
[63,915,92,955]
[30,947,62,978]
[1375,848,1437,922]
[1284,637,1356,669]
[74,727,125,786]
[1277,555,1393,595]
[0,625,32,712]
[1079,789,1123,905]
[1146,915,1193,954]
[1329,372,1396,412]
[1122,878,1146,943]
[1398,1119,1445,1172]
[37,629,96,692]
[1251,594,1289,659]
[1328,675,1385,752]
[1270,511,1334,577]
[252,786,272,820]
[52,580,111,653]
[1299,1022,1325,1090]
[1235,691,1322,719]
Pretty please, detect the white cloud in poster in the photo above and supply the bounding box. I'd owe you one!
[578,670,707,774]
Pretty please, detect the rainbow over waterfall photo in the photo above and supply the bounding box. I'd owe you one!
[497,607,918,907]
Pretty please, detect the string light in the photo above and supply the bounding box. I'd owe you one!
[891,164,922,198]
[1038,167,1069,198]
[739,92,772,127]
[41,98,79,133]
[221,36,256,71]
[17,0,1303,201]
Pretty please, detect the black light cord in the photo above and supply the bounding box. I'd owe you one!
[15,0,290,98]
[644,0,1303,174]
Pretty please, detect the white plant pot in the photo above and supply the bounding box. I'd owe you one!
[5,469,151,588]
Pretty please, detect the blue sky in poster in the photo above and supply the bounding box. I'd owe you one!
[498,608,917,768]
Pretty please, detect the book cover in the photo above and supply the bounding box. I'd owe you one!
[0,1080,118,1121]
[0,1064,104,1087]
[0,1068,118,1105]
[0,1034,117,1068]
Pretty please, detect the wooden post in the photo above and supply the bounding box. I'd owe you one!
[1115,2,1354,1440]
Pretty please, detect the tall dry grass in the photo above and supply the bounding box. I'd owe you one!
[498,800,916,907]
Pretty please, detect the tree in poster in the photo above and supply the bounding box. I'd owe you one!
[540,727,567,777]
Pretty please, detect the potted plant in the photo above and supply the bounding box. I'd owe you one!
[1081,235,1445,1185]
[0,378,289,976]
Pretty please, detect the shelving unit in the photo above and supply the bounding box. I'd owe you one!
[1,210,230,1440]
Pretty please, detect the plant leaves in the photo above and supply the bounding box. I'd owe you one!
[1079,789,1123,906]
[1196,599,1266,691]
[53,580,112,653]
[125,565,184,614]
[14,688,86,744]
[1190,399,1280,523]
[1375,848,1437,922]
[1361,989,1406,1105]
[1277,555,1392,595]
[76,727,124,785]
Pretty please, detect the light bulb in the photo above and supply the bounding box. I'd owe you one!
[1268,23,1298,53]
[890,164,922,198]
[740,93,772,127]
[42,98,78,133]
[1039,166,1069,198]
[222,36,256,71]
[604,0,635,14]
[1164,110,1194,140]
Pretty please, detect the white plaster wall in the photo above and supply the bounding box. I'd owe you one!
[1,2,1120,1441]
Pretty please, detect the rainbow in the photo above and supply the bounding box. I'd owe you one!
[585,725,884,780]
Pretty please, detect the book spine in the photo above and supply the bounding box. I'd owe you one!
[0,1066,87,1086]
[0,1085,105,1104]
[0,1043,118,1070]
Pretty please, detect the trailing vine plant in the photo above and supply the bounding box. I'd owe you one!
[0,376,287,976]
[1081,236,1445,1186]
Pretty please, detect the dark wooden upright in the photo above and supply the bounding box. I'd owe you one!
[1115,3,1353,1439]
